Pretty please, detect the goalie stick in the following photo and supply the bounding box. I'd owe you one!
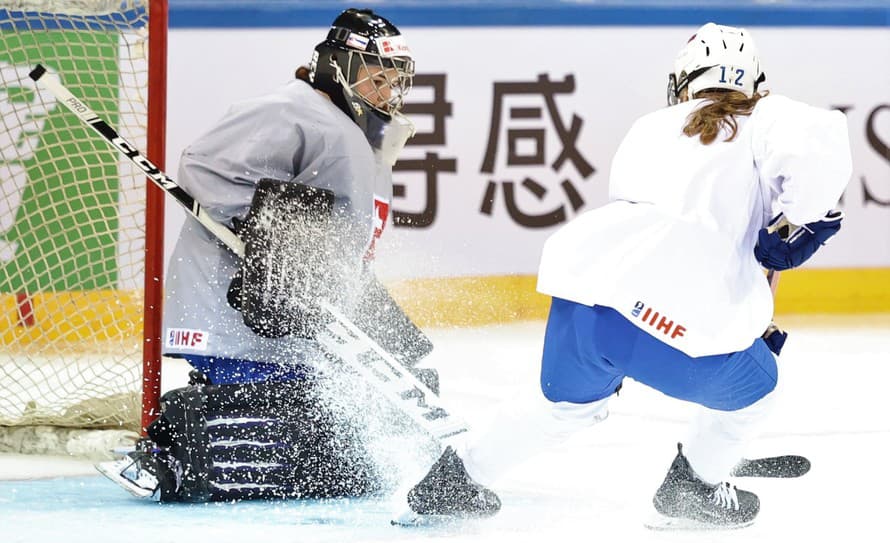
[734,220,810,479]
[28,63,469,445]
[731,455,810,478]
[765,213,787,295]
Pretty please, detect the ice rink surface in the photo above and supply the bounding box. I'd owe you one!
[1,316,888,543]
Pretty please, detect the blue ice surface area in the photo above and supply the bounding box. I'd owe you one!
[2,320,888,542]
[0,474,421,542]
[1,471,540,543]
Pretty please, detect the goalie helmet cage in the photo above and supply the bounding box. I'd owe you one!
[0,0,166,457]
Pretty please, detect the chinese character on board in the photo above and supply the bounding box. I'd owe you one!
[479,74,596,228]
[393,74,457,228]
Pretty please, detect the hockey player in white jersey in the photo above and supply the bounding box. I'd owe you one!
[97,8,437,502]
[404,23,851,529]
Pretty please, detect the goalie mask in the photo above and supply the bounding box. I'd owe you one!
[309,8,415,163]
[667,23,766,106]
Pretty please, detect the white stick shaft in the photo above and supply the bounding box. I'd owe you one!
[28,64,245,256]
[318,300,469,441]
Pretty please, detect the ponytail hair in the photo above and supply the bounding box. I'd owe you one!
[683,89,768,145]
[294,65,311,83]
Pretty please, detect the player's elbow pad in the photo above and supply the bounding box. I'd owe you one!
[753,211,844,271]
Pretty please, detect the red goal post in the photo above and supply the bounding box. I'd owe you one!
[0,0,166,456]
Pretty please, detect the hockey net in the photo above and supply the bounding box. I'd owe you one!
[0,0,165,458]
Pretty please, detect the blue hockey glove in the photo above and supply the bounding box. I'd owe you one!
[761,322,788,356]
[754,211,844,271]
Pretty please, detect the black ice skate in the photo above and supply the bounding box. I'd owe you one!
[400,446,501,523]
[648,443,760,530]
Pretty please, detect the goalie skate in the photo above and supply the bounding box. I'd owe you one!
[95,449,159,499]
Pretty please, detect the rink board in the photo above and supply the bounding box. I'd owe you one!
[158,4,890,322]
[389,268,890,327]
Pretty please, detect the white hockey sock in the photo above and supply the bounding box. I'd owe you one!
[683,391,777,484]
[460,396,609,487]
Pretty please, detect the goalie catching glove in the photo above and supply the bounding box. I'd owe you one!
[754,211,843,271]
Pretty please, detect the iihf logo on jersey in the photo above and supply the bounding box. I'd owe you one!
[631,301,687,339]
[166,328,209,350]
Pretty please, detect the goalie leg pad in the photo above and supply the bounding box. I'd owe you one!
[148,377,380,502]
[204,379,380,500]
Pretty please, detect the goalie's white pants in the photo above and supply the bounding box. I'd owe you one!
[459,390,776,488]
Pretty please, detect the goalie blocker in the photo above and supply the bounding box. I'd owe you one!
[227,179,337,339]
[226,178,435,361]
[226,178,437,385]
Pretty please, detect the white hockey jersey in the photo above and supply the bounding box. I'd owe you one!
[537,94,851,357]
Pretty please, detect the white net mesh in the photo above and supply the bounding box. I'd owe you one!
[0,1,152,436]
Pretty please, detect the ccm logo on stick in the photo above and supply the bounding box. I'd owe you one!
[631,301,687,339]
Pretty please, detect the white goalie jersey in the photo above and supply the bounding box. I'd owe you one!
[537,94,852,357]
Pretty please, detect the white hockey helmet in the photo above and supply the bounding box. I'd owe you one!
[667,23,766,106]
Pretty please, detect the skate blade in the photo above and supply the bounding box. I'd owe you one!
[391,507,442,527]
[391,508,425,527]
[390,507,465,527]
[644,512,754,531]
[94,460,155,499]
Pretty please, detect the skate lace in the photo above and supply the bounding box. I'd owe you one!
[710,482,740,511]
[124,456,159,491]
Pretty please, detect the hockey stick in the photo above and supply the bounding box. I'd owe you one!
[28,65,242,253]
[764,214,787,296]
[731,455,810,478]
[765,215,787,296]
[740,220,811,479]
[767,269,780,296]
[760,214,787,345]
[29,63,469,444]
